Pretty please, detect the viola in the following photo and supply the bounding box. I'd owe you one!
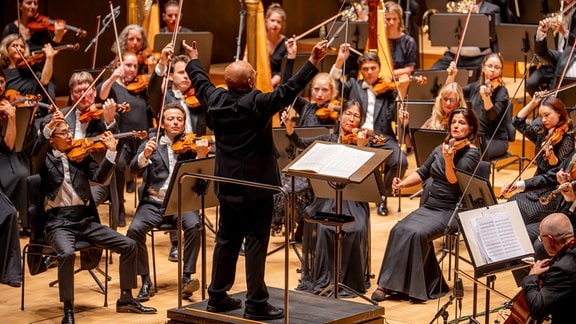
[341,128,386,146]
[126,74,150,94]
[445,138,471,154]
[27,14,87,37]
[171,133,215,155]
[16,43,80,69]
[315,100,340,122]
[66,130,147,162]
[542,123,570,165]
[184,88,201,108]
[372,75,428,95]
[78,102,131,124]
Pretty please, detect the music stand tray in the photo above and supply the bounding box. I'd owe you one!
[153,32,213,72]
[0,105,34,153]
[455,169,497,210]
[496,23,556,62]
[429,13,494,48]
[273,127,331,171]
[410,128,447,167]
[324,21,368,51]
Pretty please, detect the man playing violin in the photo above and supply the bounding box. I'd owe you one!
[522,212,576,324]
[330,44,409,216]
[31,110,157,324]
[127,102,209,301]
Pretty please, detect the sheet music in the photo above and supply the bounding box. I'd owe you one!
[288,142,374,179]
[471,208,525,264]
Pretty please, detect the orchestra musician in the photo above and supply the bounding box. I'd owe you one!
[183,37,327,320]
[522,212,576,324]
[111,24,154,75]
[0,87,22,289]
[501,94,574,242]
[286,99,371,296]
[1,0,65,52]
[371,108,480,303]
[330,44,409,216]
[31,110,157,323]
[421,82,468,130]
[265,3,288,88]
[127,102,208,301]
[99,50,152,228]
[159,0,193,33]
[382,1,418,76]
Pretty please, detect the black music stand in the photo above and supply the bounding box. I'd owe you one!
[154,32,213,72]
[455,169,497,210]
[410,128,447,166]
[0,105,34,153]
[283,141,390,305]
[556,78,576,108]
[324,21,368,52]
[457,201,534,324]
[162,157,219,303]
[429,13,494,48]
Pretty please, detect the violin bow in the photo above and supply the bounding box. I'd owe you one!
[452,7,474,67]
[156,0,184,144]
[63,66,108,119]
[554,37,576,95]
[14,49,58,112]
[109,1,124,67]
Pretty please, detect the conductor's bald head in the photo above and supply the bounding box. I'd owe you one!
[224,61,256,93]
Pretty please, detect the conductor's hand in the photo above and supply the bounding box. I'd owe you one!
[143,137,158,159]
[182,40,198,60]
[284,110,295,135]
[309,40,328,66]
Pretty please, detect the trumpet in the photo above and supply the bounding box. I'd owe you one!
[446,0,478,13]
[539,179,576,205]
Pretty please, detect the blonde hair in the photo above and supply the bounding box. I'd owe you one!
[266,3,286,31]
[384,1,405,32]
[0,34,30,68]
[68,71,93,90]
[311,72,338,100]
[429,82,467,130]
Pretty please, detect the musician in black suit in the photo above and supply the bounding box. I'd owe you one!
[31,110,156,324]
[127,102,209,301]
[183,38,327,320]
[522,212,576,324]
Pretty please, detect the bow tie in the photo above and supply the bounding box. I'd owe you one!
[173,89,184,100]
[159,135,173,146]
[362,81,371,90]
[52,149,67,159]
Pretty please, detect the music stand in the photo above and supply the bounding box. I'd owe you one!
[162,157,219,302]
[410,128,447,166]
[455,169,497,210]
[154,32,213,72]
[407,70,469,100]
[429,13,494,48]
[324,21,368,52]
[280,53,337,97]
[496,24,555,63]
[403,101,435,129]
[0,105,34,153]
[283,141,390,305]
[556,78,576,108]
[273,127,331,170]
[457,201,534,323]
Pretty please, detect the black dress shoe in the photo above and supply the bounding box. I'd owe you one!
[1,278,21,287]
[377,202,388,216]
[61,308,75,324]
[168,246,178,262]
[136,281,155,301]
[244,302,284,320]
[182,277,200,298]
[206,295,242,313]
[116,299,157,314]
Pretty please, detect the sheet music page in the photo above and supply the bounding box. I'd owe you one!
[288,143,374,179]
[471,208,525,264]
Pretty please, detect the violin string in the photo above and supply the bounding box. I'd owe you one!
[156,0,185,145]
[64,66,108,119]
[14,49,58,111]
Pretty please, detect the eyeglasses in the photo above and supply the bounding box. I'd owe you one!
[343,111,361,120]
[484,64,502,71]
[53,129,72,137]
[442,97,458,104]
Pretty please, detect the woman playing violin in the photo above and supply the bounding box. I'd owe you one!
[111,24,154,75]
[1,0,65,52]
[285,99,370,296]
[447,53,511,160]
[371,108,480,303]
[501,94,574,242]
[421,82,468,130]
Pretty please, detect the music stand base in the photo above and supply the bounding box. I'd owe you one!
[318,282,378,306]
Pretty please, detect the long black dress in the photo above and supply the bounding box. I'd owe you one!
[289,133,370,295]
[376,143,480,301]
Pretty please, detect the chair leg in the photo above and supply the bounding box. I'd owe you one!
[21,244,28,310]
[151,230,158,293]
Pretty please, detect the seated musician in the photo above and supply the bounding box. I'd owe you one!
[127,102,209,301]
[0,96,22,288]
[330,43,409,217]
[521,212,576,323]
[31,110,156,323]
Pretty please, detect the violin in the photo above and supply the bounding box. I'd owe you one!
[2,89,51,110]
[66,130,148,162]
[136,48,161,66]
[16,43,80,69]
[78,102,131,124]
[542,124,570,165]
[315,100,340,121]
[184,88,201,108]
[171,133,215,155]
[27,14,87,37]
[341,128,386,145]
[445,138,471,153]
[372,75,428,95]
[482,77,505,96]
[126,74,150,94]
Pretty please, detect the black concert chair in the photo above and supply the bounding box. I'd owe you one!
[20,174,109,310]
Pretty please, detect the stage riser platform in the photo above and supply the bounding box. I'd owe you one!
[167,287,385,324]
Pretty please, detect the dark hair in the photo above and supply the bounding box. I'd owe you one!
[540,96,571,129]
[335,99,365,131]
[162,102,186,122]
[445,108,479,141]
[479,52,504,84]
[163,0,179,11]
[357,52,380,67]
